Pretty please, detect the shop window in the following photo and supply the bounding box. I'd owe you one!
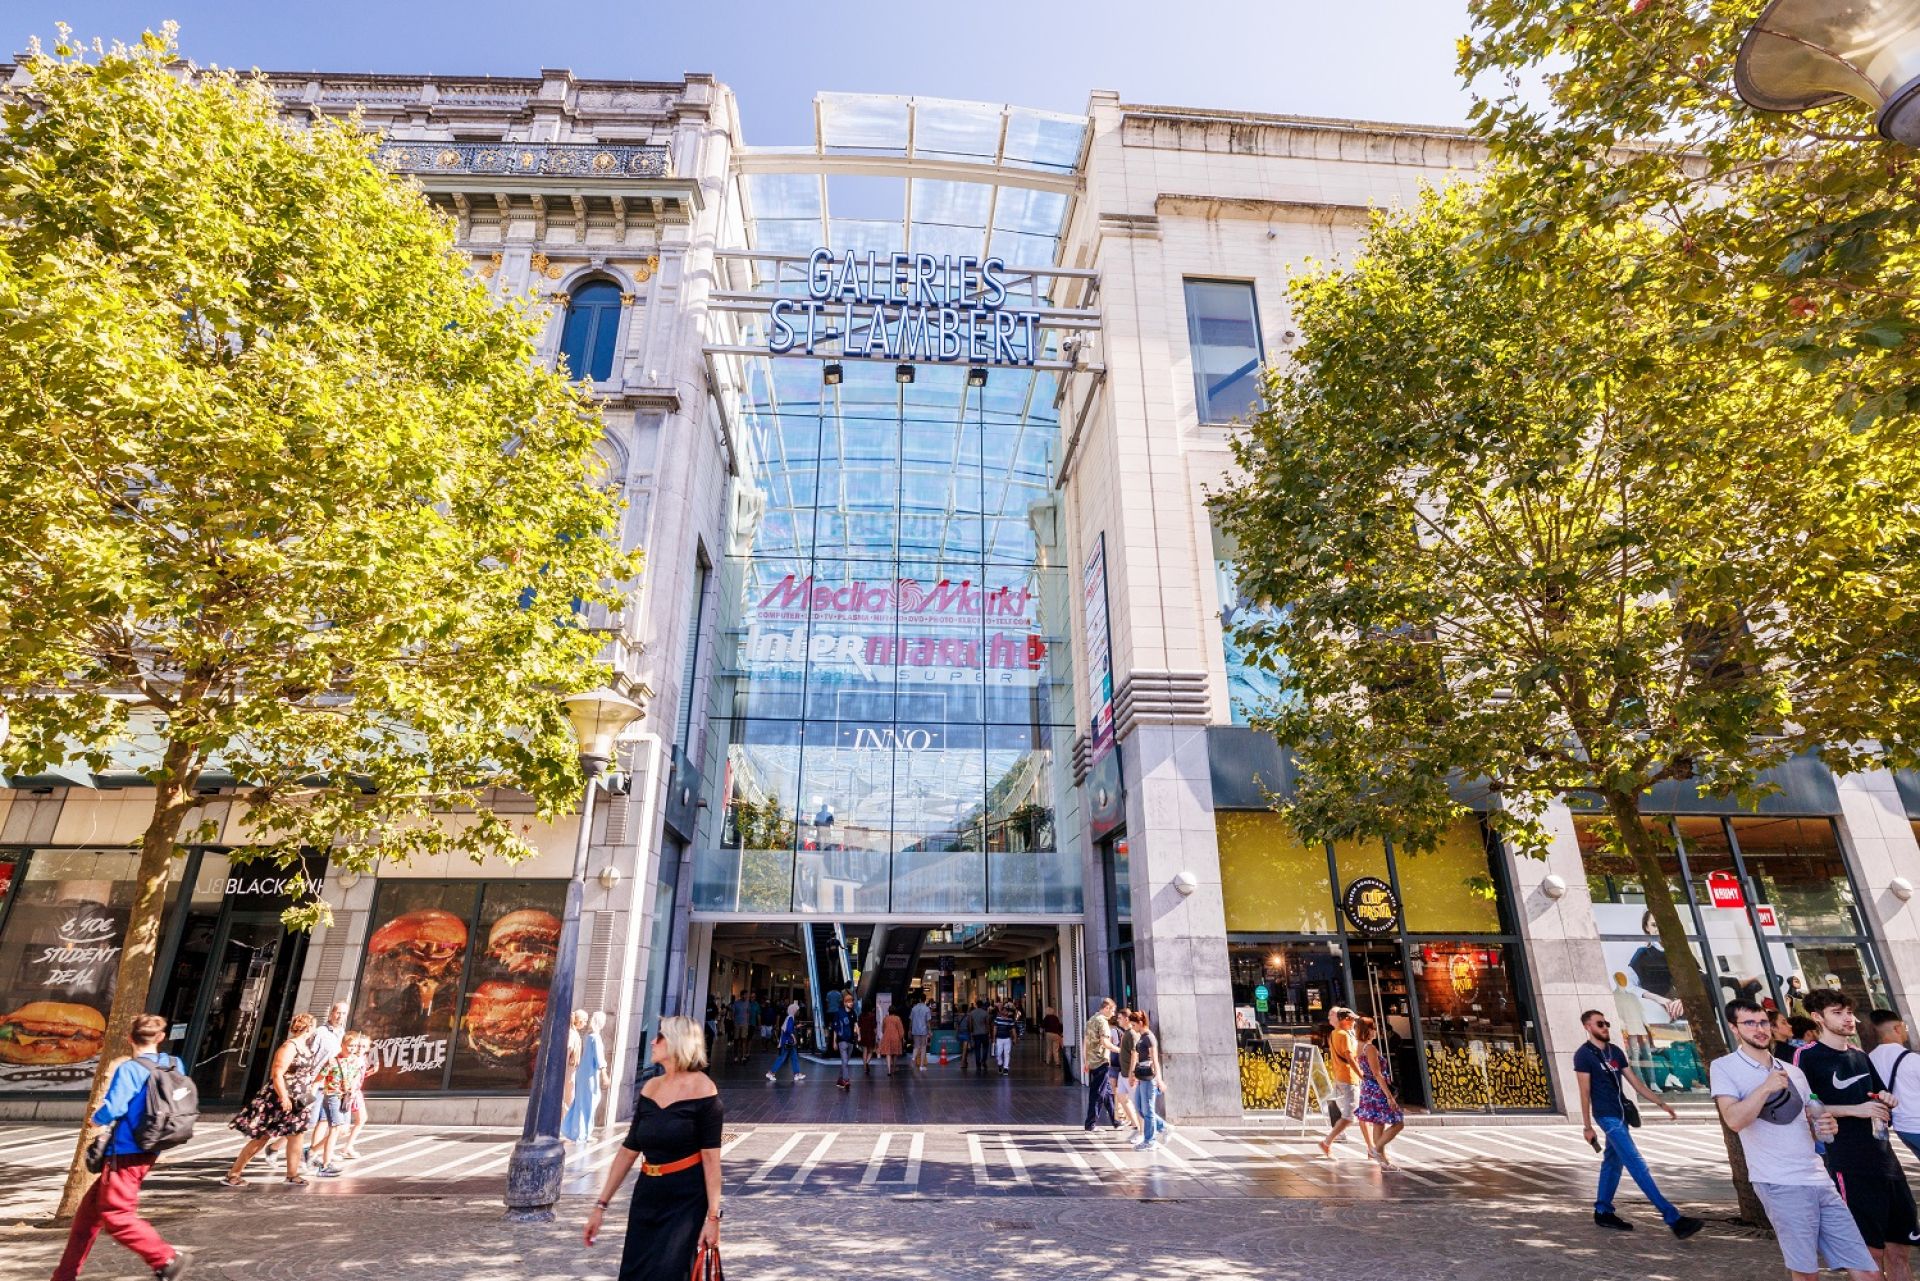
[1229,941,1344,1110]
[1217,812,1333,934]
[1184,279,1264,423]
[1413,942,1550,1109]
[1731,816,1862,937]
[350,879,565,1094]
[1678,816,1772,1009]
[0,850,144,1091]
[557,279,623,383]
[1398,819,1503,934]
[1332,835,1390,890]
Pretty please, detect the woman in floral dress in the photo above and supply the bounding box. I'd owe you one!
[1352,1016,1406,1169]
[223,1013,322,1186]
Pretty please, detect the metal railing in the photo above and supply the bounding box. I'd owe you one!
[375,140,671,179]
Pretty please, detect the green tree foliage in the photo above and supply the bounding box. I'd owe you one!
[0,30,638,1215]
[1214,178,1920,1219]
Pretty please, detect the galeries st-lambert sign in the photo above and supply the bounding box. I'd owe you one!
[767,249,1042,366]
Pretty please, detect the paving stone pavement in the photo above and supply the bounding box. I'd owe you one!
[1,1183,1785,1280]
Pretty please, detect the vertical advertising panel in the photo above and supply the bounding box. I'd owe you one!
[1082,533,1115,761]
[0,852,138,1091]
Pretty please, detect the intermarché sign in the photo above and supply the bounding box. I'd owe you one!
[767,249,1041,366]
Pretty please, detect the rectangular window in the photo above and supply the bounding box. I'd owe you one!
[675,557,711,748]
[1184,279,1264,424]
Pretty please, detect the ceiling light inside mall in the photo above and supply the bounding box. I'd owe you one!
[1734,0,1920,144]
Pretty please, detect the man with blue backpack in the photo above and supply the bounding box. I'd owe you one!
[50,1011,194,1281]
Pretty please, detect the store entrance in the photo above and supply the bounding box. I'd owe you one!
[1347,941,1426,1111]
[183,911,308,1104]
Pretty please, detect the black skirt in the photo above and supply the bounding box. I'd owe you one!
[619,1164,705,1281]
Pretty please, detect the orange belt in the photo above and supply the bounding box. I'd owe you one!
[640,1153,702,1177]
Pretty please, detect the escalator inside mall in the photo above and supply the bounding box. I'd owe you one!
[702,922,1078,1123]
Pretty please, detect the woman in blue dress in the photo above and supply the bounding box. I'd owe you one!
[1352,1016,1406,1169]
[564,1010,607,1143]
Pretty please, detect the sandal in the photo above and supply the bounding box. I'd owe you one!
[285,1175,309,1186]
[221,1173,246,1187]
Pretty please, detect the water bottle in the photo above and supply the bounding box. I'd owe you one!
[1873,1092,1891,1143]
[1808,1095,1828,1156]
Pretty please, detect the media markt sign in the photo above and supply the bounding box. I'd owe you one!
[1341,876,1400,935]
[767,249,1042,366]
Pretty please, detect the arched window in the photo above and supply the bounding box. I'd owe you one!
[557,279,623,382]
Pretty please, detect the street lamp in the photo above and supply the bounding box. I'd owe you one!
[1734,0,1920,145]
[503,685,643,1222]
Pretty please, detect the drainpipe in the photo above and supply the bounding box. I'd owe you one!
[602,728,664,1130]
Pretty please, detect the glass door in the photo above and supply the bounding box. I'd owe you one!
[188,911,300,1104]
[1347,940,1425,1110]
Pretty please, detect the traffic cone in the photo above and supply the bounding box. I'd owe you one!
[939,1044,948,1066]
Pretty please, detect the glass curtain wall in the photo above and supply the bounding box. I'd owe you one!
[1579,812,1889,1096]
[696,96,1088,919]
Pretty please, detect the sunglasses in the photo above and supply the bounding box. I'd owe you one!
[1589,1020,1610,1028]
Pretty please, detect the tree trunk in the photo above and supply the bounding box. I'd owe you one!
[51,738,201,1222]
[1606,789,1768,1226]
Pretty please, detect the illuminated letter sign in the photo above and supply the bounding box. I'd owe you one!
[767,249,1041,367]
[1341,877,1400,935]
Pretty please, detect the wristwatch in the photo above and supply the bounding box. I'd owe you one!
[707,1209,724,1221]
[595,1199,611,1209]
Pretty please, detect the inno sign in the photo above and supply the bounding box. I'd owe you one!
[767,249,1042,366]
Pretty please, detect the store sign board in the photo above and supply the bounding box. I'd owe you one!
[1756,904,1778,929]
[767,249,1041,367]
[1282,1042,1317,1122]
[1341,877,1400,935]
[1705,870,1745,910]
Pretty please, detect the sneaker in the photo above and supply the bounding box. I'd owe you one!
[1670,1216,1705,1240]
[316,1165,341,1178]
[794,1073,805,1082]
[766,1073,777,1082]
[1132,1139,1153,1151]
[1594,1212,1634,1231]
[155,1252,188,1279]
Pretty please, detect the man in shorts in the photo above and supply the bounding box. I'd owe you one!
[1713,997,1876,1280]
[1319,1008,1360,1157]
[1796,988,1915,1279]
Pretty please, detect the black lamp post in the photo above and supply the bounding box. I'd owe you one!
[503,686,643,1222]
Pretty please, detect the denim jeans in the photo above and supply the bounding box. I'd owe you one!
[838,1040,855,1078]
[1897,1130,1920,1163]
[769,1043,800,1077]
[1134,1077,1162,1145]
[1594,1116,1680,1224]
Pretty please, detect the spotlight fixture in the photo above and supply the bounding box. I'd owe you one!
[822,362,844,386]
[1735,0,1920,145]
[895,363,915,384]
[967,366,988,387]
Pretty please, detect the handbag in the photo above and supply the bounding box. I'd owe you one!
[691,1242,723,1281]
[1610,1056,1643,1128]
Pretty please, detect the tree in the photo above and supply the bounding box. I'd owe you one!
[1213,178,1920,1222]
[0,30,638,1218]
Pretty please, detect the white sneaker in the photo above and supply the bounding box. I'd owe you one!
[794,1073,806,1081]
[766,1073,776,1082]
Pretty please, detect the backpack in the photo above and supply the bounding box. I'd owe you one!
[130,1054,199,1153]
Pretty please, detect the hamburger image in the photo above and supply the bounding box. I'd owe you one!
[363,908,468,1019]
[486,908,561,979]
[0,1001,107,1066]
[461,979,548,1067]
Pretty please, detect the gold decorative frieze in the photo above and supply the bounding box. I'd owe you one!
[529,252,565,281]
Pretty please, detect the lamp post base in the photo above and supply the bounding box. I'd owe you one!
[503,1136,568,1222]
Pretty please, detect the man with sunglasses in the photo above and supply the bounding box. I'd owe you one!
[1574,1008,1704,1237]
[1713,997,1875,1280]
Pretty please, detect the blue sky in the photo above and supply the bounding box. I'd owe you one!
[15,2,1477,142]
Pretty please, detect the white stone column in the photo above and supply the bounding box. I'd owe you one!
[1508,801,1616,1115]
[1833,770,1920,1021]
[1120,723,1240,1122]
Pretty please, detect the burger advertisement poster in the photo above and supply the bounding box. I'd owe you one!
[0,879,129,1091]
[350,880,563,1093]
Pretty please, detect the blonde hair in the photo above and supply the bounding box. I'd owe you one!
[655,1014,708,1072]
[288,1013,316,1037]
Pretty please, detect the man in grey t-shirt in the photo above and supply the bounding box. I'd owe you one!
[1712,998,1875,1281]
[909,996,933,1072]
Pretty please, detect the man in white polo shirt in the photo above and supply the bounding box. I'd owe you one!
[1712,996,1876,1281]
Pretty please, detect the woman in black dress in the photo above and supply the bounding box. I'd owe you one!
[585,1014,724,1281]
[223,1012,321,1186]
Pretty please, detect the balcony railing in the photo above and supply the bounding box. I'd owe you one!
[376,141,671,180]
